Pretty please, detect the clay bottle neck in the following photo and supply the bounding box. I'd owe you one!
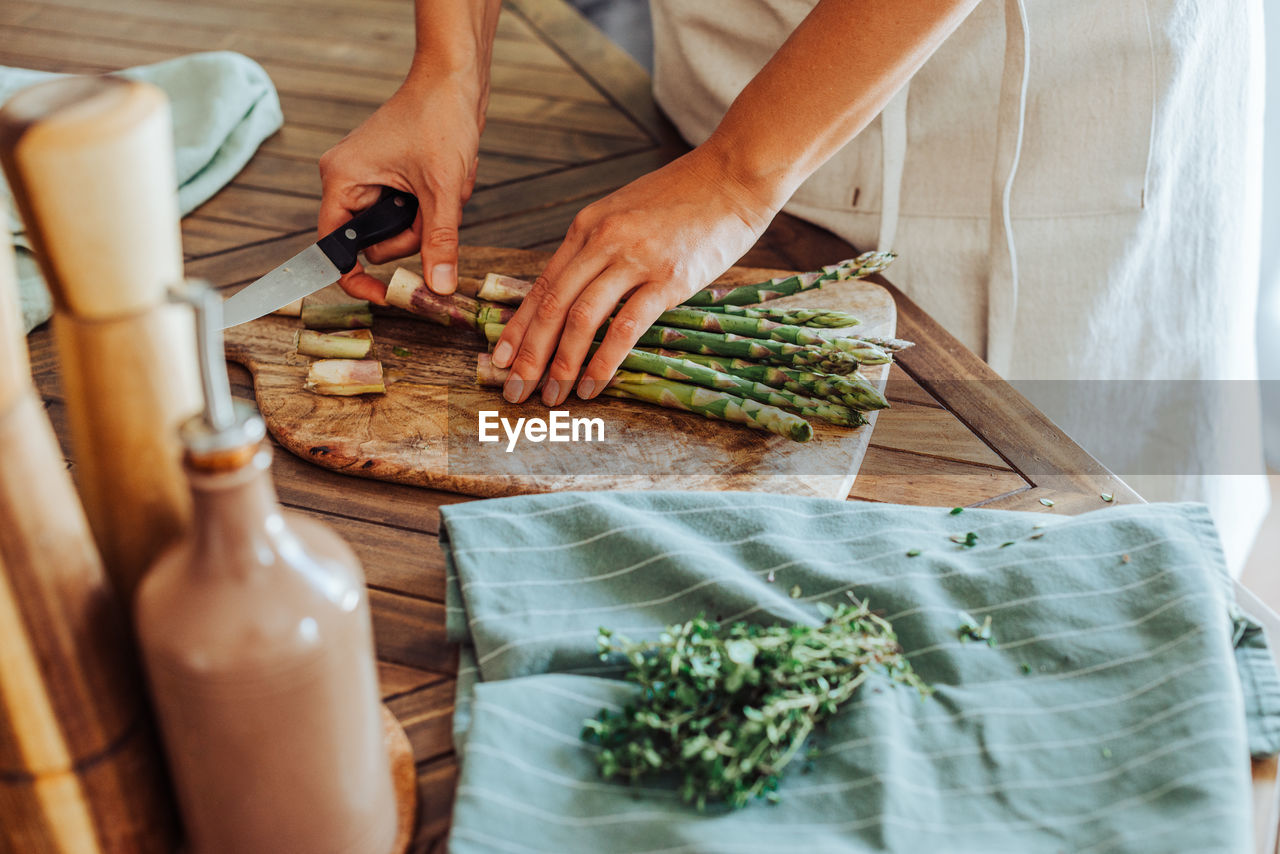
[186,448,284,579]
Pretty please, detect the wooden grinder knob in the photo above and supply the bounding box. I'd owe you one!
[0,76,201,602]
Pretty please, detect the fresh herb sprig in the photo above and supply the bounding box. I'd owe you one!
[581,597,929,810]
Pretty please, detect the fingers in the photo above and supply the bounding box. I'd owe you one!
[419,194,463,296]
[540,268,640,406]
[491,228,586,371]
[498,253,604,404]
[339,267,390,304]
[577,285,671,399]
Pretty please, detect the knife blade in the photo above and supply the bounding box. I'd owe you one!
[221,186,418,328]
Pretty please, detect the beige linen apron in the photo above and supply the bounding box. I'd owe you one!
[651,0,1268,572]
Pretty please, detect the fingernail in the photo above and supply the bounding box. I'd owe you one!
[430,263,456,294]
[492,340,513,368]
[541,378,561,407]
[577,379,598,399]
[503,376,523,403]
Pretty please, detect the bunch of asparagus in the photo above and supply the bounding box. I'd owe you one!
[385,252,910,442]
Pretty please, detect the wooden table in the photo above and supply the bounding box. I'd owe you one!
[4,0,1275,850]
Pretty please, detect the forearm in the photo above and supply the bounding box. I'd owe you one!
[702,0,981,211]
[409,0,503,101]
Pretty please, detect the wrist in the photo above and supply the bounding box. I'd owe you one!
[695,130,802,217]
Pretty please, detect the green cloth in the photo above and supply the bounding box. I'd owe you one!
[1,52,283,332]
[441,493,1280,854]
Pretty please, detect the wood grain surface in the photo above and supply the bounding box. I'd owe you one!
[19,0,1277,851]
[225,247,895,500]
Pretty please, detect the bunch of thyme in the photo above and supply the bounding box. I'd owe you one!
[581,595,929,810]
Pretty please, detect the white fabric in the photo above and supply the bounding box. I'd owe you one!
[650,0,1269,573]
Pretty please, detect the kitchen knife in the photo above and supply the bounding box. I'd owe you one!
[221,186,418,328]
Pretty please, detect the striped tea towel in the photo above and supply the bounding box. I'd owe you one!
[1,51,283,332]
[441,493,1280,854]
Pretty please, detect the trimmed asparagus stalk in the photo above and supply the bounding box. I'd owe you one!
[618,348,865,427]
[478,272,535,305]
[273,298,304,317]
[387,267,516,330]
[304,359,385,395]
[294,328,374,359]
[386,267,482,328]
[701,304,861,328]
[655,306,832,346]
[483,320,871,375]
[300,301,372,329]
[475,356,816,441]
[642,348,889,411]
[606,371,812,442]
[680,251,896,307]
[850,334,914,352]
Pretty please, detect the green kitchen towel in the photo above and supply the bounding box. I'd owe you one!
[1,51,283,332]
[441,493,1280,854]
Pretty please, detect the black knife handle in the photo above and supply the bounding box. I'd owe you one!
[316,187,419,274]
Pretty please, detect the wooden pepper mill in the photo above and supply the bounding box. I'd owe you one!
[0,75,201,603]
[0,237,178,850]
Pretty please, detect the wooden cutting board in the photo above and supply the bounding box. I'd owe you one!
[223,246,896,500]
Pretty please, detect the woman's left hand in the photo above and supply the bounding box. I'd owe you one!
[490,145,778,406]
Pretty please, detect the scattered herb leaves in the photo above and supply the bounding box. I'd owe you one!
[1101,747,1113,759]
[1020,663,1032,675]
[950,532,979,548]
[906,549,921,558]
[956,611,993,643]
[1039,498,1055,507]
[789,584,802,599]
[1101,493,1114,503]
[999,541,1015,548]
[949,507,964,516]
[582,601,929,810]
[391,346,411,357]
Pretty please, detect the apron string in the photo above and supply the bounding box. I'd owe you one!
[878,82,910,253]
[985,0,1031,374]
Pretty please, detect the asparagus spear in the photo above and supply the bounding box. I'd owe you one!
[606,371,813,442]
[679,250,895,307]
[476,326,862,425]
[642,349,889,411]
[294,329,374,359]
[474,355,814,442]
[481,321,871,375]
[300,302,373,329]
[304,359,385,395]
[655,306,832,346]
[386,268,515,330]
[473,251,894,311]
[619,349,865,427]
[701,305,861,328]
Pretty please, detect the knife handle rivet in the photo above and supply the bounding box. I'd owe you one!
[344,228,357,240]
[393,196,405,207]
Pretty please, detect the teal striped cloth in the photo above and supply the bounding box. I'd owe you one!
[441,493,1280,853]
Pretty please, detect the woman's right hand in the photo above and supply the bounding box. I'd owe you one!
[318,71,484,302]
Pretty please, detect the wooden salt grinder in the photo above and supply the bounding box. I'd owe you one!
[0,76,201,603]
[0,237,178,851]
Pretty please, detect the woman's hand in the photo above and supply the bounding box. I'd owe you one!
[491,145,778,406]
[318,72,483,302]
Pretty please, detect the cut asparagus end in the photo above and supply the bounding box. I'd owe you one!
[300,301,373,330]
[273,298,304,317]
[294,329,374,359]
[386,267,485,329]
[304,359,385,396]
[478,272,535,305]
